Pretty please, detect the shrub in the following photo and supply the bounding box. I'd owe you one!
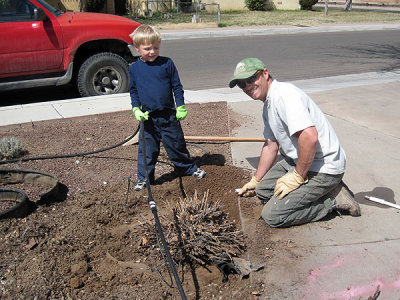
[299,0,318,10]
[0,136,26,159]
[126,0,141,18]
[245,0,266,11]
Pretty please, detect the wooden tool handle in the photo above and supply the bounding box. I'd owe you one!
[184,136,266,142]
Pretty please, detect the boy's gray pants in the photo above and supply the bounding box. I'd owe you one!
[256,159,343,227]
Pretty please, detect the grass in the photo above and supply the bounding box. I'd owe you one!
[132,8,400,29]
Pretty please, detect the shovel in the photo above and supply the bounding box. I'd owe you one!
[123,133,266,146]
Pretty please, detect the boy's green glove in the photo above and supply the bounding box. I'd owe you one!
[176,105,188,120]
[132,107,149,121]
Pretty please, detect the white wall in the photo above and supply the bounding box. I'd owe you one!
[202,0,300,11]
[216,0,247,10]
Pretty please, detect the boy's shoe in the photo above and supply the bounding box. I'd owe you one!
[134,181,146,191]
[192,168,206,179]
[331,182,361,216]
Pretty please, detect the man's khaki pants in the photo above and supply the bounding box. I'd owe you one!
[256,159,343,227]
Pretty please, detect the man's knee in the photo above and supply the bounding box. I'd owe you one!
[255,184,272,202]
[261,201,285,228]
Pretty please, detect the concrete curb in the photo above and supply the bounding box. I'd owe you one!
[161,23,400,40]
[317,0,400,8]
[1,69,399,126]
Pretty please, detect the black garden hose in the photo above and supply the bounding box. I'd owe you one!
[0,126,140,165]
[139,120,187,300]
[0,125,209,166]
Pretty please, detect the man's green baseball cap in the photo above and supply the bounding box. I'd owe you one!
[229,58,266,88]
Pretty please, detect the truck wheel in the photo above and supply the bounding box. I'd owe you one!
[77,52,129,97]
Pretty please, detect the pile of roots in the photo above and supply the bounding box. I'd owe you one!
[138,191,246,268]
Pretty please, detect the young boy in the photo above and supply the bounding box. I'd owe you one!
[129,25,206,191]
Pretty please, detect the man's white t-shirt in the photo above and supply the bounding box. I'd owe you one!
[263,80,346,175]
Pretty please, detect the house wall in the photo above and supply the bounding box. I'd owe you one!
[48,0,295,13]
[46,0,115,13]
[201,0,300,11]
[46,0,79,11]
[46,0,399,14]
[271,0,300,9]
[213,0,246,10]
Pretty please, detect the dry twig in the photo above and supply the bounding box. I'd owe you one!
[136,190,246,267]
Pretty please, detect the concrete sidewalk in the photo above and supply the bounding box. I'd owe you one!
[229,80,400,299]
[1,24,399,299]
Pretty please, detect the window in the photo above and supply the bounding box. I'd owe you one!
[0,0,36,23]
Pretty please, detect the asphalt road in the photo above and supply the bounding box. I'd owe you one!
[1,28,399,105]
[162,29,400,90]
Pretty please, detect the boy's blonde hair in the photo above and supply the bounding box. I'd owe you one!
[130,25,161,47]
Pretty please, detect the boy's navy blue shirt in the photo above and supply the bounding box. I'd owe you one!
[129,56,185,112]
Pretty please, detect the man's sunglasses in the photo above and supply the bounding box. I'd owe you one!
[237,70,263,89]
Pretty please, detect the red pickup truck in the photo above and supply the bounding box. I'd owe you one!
[0,0,141,97]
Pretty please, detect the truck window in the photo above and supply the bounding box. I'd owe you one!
[0,0,36,22]
[36,0,62,16]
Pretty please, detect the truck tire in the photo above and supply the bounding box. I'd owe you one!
[77,52,129,97]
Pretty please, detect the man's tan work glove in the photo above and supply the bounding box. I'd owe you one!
[238,176,260,197]
[274,169,308,200]
[132,107,149,122]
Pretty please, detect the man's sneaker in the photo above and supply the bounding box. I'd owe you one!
[331,182,361,216]
[192,168,206,179]
[134,181,146,191]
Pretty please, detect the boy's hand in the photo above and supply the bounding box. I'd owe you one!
[176,105,188,120]
[132,107,149,121]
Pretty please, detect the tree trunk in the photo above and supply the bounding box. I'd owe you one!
[325,0,328,15]
[344,0,352,10]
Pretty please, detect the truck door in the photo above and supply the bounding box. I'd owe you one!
[0,0,64,76]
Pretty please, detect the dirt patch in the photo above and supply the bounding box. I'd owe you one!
[0,102,277,299]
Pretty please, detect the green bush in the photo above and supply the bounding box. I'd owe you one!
[299,0,318,10]
[0,136,26,159]
[245,0,266,11]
